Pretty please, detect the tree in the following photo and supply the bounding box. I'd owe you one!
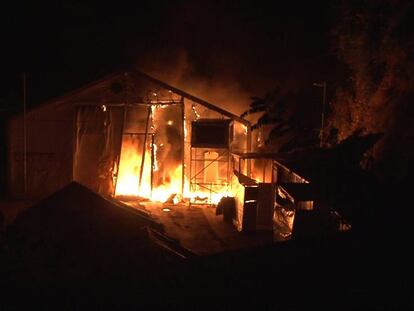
[241,88,319,152]
[328,1,414,180]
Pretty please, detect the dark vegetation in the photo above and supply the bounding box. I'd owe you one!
[242,1,414,182]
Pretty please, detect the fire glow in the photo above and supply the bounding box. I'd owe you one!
[114,136,183,202]
[114,105,231,205]
[114,140,231,204]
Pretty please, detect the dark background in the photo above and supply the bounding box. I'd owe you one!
[0,0,337,110]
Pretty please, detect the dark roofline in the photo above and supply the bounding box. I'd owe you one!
[231,151,311,183]
[13,69,250,126]
[279,183,320,201]
[232,152,283,159]
[8,71,126,119]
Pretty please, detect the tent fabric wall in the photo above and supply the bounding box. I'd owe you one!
[73,105,123,196]
[7,104,74,198]
[7,72,129,199]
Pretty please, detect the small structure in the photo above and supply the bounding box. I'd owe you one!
[229,152,350,237]
[190,119,234,205]
[230,152,308,232]
[277,183,318,211]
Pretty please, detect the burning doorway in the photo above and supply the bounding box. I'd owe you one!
[115,103,184,202]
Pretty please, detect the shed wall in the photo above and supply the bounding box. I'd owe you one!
[8,104,74,198]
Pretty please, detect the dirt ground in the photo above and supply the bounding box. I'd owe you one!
[122,200,275,255]
[1,194,276,256]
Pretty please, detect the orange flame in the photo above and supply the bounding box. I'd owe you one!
[115,136,230,204]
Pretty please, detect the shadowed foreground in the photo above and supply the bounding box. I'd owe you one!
[0,183,412,309]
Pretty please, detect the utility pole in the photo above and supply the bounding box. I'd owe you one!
[313,81,326,148]
[23,73,27,196]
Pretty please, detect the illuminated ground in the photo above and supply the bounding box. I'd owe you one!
[121,200,275,255]
[0,195,276,256]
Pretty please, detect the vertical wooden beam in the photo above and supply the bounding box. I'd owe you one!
[181,96,185,197]
[112,72,129,196]
[72,107,77,182]
[138,106,151,193]
[151,134,155,196]
[246,124,252,177]
[23,73,27,197]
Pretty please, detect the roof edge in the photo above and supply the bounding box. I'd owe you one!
[10,69,250,126]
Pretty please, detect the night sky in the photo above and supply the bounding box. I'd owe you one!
[1,0,336,112]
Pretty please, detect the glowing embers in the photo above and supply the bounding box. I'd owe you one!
[186,189,233,205]
[151,166,183,202]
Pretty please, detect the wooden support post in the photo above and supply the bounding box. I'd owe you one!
[246,124,252,177]
[151,134,155,196]
[138,106,151,193]
[181,96,185,197]
[113,106,127,196]
[23,73,27,197]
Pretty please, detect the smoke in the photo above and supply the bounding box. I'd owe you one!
[134,49,251,116]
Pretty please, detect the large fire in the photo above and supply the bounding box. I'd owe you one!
[114,134,231,205]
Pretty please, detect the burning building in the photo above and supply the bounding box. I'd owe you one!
[6,69,352,240]
[6,70,251,205]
